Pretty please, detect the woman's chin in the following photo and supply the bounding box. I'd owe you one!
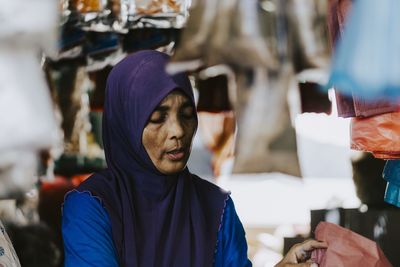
[157,161,187,175]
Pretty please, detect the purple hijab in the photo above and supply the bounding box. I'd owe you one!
[77,50,228,267]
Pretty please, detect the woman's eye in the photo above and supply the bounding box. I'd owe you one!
[180,109,195,120]
[149,113,167,124]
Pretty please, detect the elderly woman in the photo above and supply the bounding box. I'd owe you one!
[62,50,326,267]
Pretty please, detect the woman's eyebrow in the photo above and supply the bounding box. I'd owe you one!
[180,101,193,108]
[154,105,169,112]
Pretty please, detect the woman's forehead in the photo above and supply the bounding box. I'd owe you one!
[158,90,191,107]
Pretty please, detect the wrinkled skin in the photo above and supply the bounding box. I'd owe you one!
[142,90,197,175]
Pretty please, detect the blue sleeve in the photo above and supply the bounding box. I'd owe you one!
[214,197,252,267]
[62,190,119,267]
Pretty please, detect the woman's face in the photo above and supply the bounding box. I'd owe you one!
[142,90,197,175]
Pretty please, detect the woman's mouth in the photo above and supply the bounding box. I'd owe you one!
[166,148,185,161]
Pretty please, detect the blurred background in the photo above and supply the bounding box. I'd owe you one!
[1,0,400,266]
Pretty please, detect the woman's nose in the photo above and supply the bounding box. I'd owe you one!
[169,116,185,139]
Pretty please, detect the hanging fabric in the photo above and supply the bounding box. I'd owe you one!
[232,66,301,176]
[328,0,400,99]
[326,0,399,118]
[382,160,400,208]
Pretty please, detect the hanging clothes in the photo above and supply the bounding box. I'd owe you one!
[327,0,400,118]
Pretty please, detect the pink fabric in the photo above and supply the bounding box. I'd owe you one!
[311,222,392,267]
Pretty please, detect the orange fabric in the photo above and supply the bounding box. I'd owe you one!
[312,222,392,267]
[351,112,400,159]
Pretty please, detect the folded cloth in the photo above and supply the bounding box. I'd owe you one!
[311,222,392,267]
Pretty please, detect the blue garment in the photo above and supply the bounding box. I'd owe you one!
[62,190,252,267]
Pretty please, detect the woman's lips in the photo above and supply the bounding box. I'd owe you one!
[166,148,185,161]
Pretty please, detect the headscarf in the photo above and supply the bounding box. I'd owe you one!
[77,50,229,267]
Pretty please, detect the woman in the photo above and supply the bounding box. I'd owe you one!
[62,50,326,267]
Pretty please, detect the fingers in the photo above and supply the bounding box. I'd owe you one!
[300,239,328,252]
[293,239,327,262]
[277,239,327,266]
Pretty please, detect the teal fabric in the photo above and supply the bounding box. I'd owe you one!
[383,160,400,208]
[62,191,252,267]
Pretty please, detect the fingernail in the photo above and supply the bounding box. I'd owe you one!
[311,263,318,267]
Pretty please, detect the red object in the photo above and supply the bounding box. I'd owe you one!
[311,222,392,267]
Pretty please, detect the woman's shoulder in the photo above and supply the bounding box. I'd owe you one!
[190,173,230,195]
[62,190,108,221]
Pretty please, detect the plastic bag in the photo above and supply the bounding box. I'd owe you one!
[328,0,400,99]
[232,66,301,176]
[312,222,392,267]
[350,112,400,159]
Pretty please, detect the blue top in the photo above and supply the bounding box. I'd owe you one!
[62,191,252,267]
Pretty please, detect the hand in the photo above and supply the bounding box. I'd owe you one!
[274,239,328,267]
